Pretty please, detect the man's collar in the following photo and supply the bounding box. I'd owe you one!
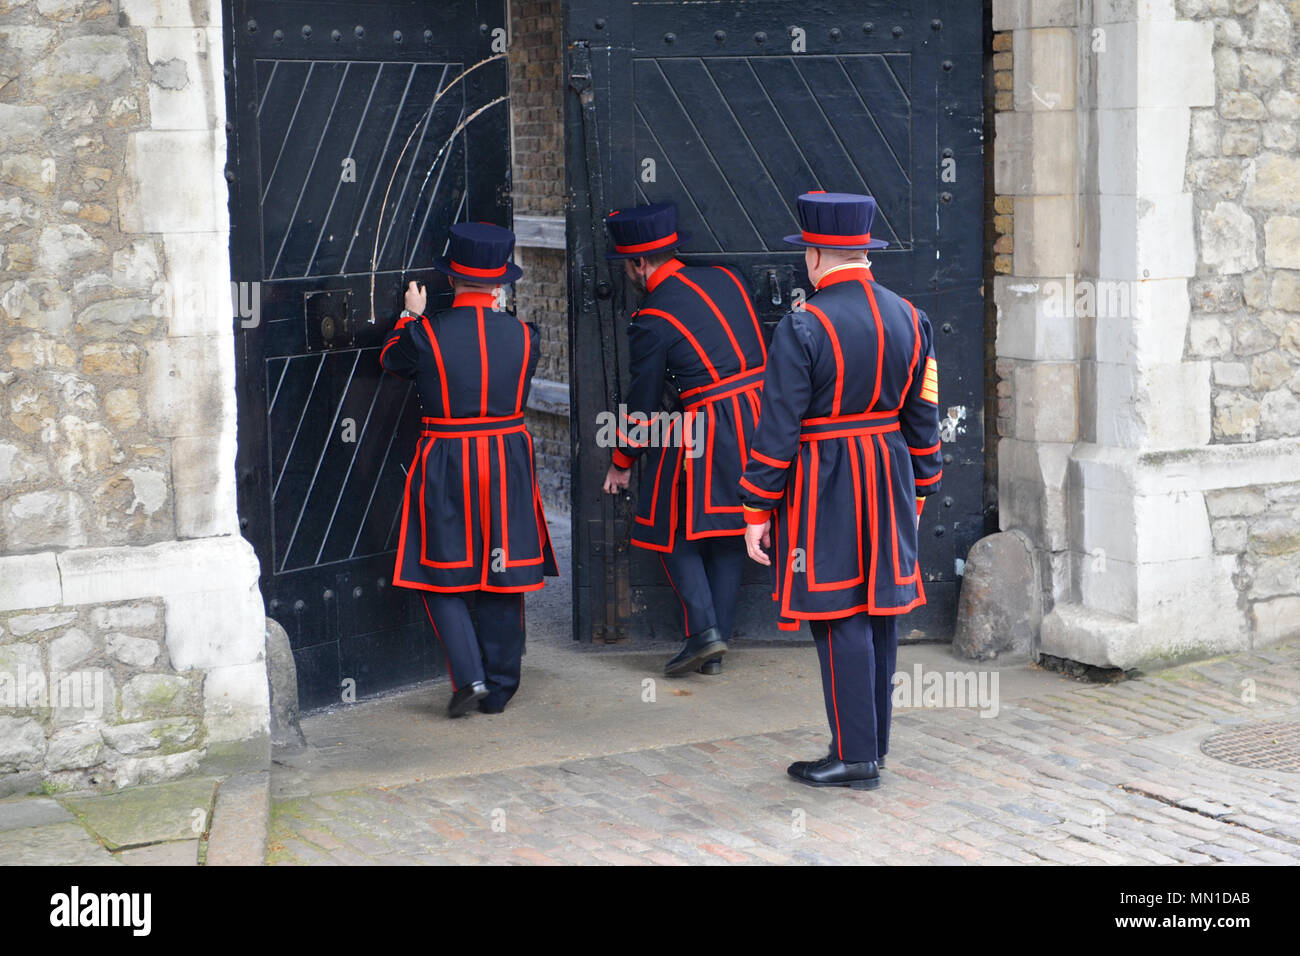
[646,257,685,293]
[452,291,499,309]
[815,262,874,289]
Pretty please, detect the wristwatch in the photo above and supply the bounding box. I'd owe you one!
[399,309,418,320]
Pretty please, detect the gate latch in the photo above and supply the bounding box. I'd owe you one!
[305,288,355,351]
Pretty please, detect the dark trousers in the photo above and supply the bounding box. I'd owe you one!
[807,613,898,763]
[422,592,525,709]
[659,535,746,640]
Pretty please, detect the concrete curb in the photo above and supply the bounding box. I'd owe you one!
[206,771,270,866]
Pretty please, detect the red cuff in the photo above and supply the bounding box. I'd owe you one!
[611,448,635,470]
[743,506,770,525]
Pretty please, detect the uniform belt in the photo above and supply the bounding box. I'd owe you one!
[680,366,766,412]
[799,411,900,441]
[421,414,527,437]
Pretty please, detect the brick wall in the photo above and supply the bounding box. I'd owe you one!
[509,0,569,513]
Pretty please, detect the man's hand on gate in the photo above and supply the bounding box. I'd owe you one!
[745,520,772,566]
[603,463,631,494]
[404,280,427,315]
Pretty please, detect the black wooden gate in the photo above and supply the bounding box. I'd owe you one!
[225,0,511,709]
[565,0,984,643]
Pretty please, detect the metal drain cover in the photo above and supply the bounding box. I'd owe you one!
[1200,721,1300,773]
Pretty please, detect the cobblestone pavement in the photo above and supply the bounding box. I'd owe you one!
[268,642,1300,865]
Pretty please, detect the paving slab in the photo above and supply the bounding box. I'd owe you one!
[0,821,119,866]
[60,777,219,850]
[0,796,75,832]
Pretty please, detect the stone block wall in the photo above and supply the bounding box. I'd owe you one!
[990,0,1300,670]
[510,0,570,515]
[0,0,268,794]
[1182,0,1300,646]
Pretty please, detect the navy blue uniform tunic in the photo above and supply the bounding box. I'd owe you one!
[612,258,767,551]
[380,291,557,593]
[738,263,942,629]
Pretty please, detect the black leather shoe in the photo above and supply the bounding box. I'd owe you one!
[448,681,488,717]
[787,755,880,790]
[664,627,727,677]
[698,657,723,675]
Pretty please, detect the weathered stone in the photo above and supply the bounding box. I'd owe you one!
[103,389,141,430]
[105,632,159,667]
[1200,202,1259,273]
[1270,271,1300,311]
[1189,316,1233,356]
[90,603,157,632]
[1213,361,1251,386]
[0,156,54,197]
[1244,270,1271,309]
[954,531,1041,661]
[101,717,196,755]
[1221,125,1261,155]
[1263,120,1297,150]
[1250,0,1293,51]
[1259,386,1300,439]
[6,610,75,637]
[1253,595,1300,642]
[1190,110,1218,156]
[1245,154,1300,209]
[0,196,38,234]
[48,627,95,671]
[1234,319,1279,355]
[54,416,123,482]
[1,491,88,550]
[1189,158,1246,198]
[1214,46,1241,88]
[31,35,132,95]
[1268,89,1300,119]
[0,717,45,771]
[1250,515,1300,555]
[35,0,112,22]
[6,333,75,370]
[1265,217,1300,269]
[1213,392,1262,440]
[266,618,306,753]
[1211,517,1249,553]
[1207,488,1269,517]
[110,239,161,292]
[0,441,49,488]
[1,278,73,332]
[0,642,41,689]
[82,343,141,376]
[75,298,157,337]
[111,751,203,789]
[1221,91,1267,120]
[8,385,56,434]
[1250,350,1298,391]
[1190,277,1243,312]
[4,242,33,271]
[37,224,105,275]
[0,105,50,148]
[45,725,103,772]
[120,673,195,720]
[1240,50,1285,89]
[1251,553,1300,597]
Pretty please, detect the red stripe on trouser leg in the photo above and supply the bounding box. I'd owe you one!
[810,614,880,763]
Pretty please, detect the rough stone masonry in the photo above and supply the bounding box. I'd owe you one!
[0,0,268,795]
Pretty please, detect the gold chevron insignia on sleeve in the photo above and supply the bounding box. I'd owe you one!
[920,356,939,404]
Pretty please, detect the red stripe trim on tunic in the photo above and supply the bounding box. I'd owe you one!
[740,476,782,500]
[804,303,844,416]
[715,266,767,360]
[637,308,720,382]
[749,448,789,468]
[422,318,451,416]
[671,270,748,371]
